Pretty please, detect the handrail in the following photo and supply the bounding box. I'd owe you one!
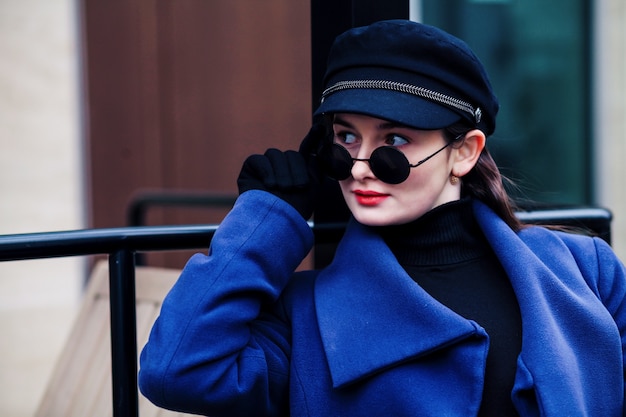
[0,224,216,417]
[125,191,237,266]
[0,225,216,262]
[516,206,612,244]
[0,207,612,417]
[0,222,346,417]
[0,222,347,262]
[126,190,237,227]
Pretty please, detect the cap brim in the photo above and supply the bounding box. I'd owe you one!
[314,88,462,130]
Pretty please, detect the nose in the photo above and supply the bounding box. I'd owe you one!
[350,147,376,181]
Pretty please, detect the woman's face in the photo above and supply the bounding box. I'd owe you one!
[332,113,460,226]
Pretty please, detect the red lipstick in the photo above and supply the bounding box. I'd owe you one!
[353,190,389,206]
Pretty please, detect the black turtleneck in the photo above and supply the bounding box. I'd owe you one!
[377,199,522,417]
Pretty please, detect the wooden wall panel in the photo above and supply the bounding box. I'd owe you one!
[81,0,311,267]
[82,0,164,225]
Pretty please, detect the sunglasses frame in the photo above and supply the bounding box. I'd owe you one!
[323,140,454,184]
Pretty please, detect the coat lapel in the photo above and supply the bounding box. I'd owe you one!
[314,219,484,388]
[473,200,622,416]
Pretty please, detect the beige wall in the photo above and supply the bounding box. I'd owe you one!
[0,1,83,416]
[594,0,626,259]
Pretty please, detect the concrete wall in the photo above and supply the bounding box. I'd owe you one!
[0,1,83,416]
[594,0,626,259]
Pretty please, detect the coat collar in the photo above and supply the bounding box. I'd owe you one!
[473,200,622,415]
[314,218,484,388]
[314,201,622,414]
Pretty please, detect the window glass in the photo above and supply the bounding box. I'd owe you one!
[421,0,591,206]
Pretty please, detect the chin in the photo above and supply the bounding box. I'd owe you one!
[351,204,429,226]
[352,211,403,227]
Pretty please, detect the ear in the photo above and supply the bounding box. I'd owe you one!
[451,129,486,177]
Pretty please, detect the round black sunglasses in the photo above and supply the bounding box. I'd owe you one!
[319,140,454,184]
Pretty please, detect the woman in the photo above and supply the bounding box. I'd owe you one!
[139,20,626,416]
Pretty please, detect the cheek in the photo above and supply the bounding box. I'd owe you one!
[400,166,435,191]
[397,164,453,206]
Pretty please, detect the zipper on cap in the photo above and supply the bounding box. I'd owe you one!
[321,80,482,124]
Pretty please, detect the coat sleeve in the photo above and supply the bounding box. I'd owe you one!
[571,235,626,410]
[592,239,626,380]
[138,190,314,416]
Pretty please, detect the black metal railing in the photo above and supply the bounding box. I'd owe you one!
[126,191,237,228]
[0,222,344,417]
[0,206,612,417]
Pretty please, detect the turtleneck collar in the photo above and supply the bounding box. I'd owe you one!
[374,198,491,267]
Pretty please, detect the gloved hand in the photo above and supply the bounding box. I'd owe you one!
[237,124,330,220]
[237,148,314,219]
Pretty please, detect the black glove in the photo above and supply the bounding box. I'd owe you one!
[237,148,314,219]
[237,124,330,219]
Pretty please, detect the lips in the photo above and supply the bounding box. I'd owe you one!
[353,189,389,206]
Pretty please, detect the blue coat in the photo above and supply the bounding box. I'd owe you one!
[139,190,626,416]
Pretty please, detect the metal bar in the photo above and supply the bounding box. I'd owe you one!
[0,223,360,262]
[0,224,219,262]
[0,208,613,263]
[125,192,236,265]
[517,207,613,244]
[109,250,139,417]
[126,191,237,227]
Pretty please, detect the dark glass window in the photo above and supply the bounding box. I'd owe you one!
[421,0,592,207]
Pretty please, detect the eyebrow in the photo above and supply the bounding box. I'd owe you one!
[332,116,354,129]
[333,115,415,131]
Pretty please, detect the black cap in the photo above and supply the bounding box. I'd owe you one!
[314,20,499,136]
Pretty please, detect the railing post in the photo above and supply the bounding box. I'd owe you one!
[109,250,139,417]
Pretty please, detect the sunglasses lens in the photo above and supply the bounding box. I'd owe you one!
[320,144,411,184]
[369,147,411,184]
[320,143,354,180]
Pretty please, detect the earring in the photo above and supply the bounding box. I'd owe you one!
[449,174,460,185]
